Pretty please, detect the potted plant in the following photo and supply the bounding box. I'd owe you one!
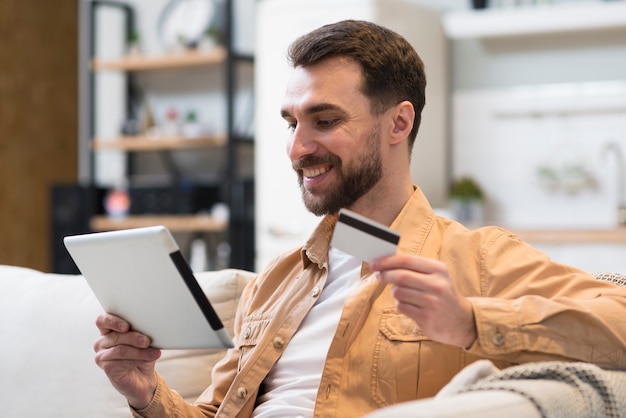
[127,29,141,56]
[448,176,484,226]
[199,26,222,51]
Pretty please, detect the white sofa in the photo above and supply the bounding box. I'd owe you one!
[2,265,624,418]
[0,265,255,418]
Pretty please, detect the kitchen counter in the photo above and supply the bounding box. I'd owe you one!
[507,229,626,273]
[511,228,626,244]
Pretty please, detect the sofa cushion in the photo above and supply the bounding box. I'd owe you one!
[0,265,254,418]
[155,269,255,402]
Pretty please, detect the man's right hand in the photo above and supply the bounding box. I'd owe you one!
[94,313,162,410]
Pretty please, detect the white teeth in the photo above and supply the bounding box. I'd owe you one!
[303,166,330,178]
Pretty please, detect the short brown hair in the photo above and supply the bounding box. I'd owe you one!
[287,20,426,152]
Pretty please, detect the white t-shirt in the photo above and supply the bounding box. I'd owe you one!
[251,247,361,418]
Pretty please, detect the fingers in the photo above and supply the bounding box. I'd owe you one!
[94,328,151,351]
[94,339,161,366]
[95,313,152,348]
[94,313,159,361]
[94,327,161,374]
[371,253,446,278]
[372,254,449,295]
[390,283,437,307]
[372,254,458,311]
[96,313,130,335]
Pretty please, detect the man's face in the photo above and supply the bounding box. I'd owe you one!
[280,57,383,216]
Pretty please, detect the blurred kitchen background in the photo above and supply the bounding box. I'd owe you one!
[1,0,625,274]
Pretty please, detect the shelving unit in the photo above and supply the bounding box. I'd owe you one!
[77,0,255,271]
[442,1,626,39]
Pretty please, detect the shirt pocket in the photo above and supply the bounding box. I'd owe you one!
[237,315,271,372]
[371,309,429,408]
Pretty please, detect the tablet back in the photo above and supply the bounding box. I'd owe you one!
[64,225,232,349]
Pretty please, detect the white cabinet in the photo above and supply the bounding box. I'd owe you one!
[254,0,448,271]
[442,1,626,39]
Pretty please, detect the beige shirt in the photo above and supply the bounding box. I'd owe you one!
[135,187,626,418]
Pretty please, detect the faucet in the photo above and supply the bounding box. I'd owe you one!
[602,141,626,226]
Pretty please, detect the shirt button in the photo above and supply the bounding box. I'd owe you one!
[311,286,320,297]
[237,386,247,398]
[493,331,505,346]
[243,327,251,339]
[273,337,285,349]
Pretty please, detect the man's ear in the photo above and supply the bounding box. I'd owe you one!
[389,101,414,145]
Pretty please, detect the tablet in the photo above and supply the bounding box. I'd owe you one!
[64,225,232,349]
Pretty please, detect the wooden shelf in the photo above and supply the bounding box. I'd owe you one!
[513,228,626,244]
[92,134,227,151]
[90,214,227,233]
[443,2,626,39]
[91,47,227,71]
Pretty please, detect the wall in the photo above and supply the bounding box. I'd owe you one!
[453,80,626,228]
[0,0,78,271]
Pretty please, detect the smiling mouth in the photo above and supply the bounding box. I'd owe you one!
[302,165,331,178]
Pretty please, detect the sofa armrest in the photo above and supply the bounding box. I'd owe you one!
[0,265,254,418]
[363,390,540,418]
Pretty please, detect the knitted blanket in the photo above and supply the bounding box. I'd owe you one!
[437,360,626,418]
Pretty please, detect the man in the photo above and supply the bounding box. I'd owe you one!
[94,20,626,417]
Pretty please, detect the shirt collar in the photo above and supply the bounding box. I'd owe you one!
[300,186,436,268]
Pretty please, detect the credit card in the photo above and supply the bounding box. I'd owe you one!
[330,208,400,262]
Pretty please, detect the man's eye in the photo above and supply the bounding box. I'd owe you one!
[286,122,296,132]
[318,119,337,128]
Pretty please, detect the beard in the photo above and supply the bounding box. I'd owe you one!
[294,127,383,216]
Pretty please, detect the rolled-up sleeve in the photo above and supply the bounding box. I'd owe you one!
[465,231,626,368]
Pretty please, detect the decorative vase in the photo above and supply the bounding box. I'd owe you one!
[449,198,484,227]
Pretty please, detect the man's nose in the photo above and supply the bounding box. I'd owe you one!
[287,126,318,161]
